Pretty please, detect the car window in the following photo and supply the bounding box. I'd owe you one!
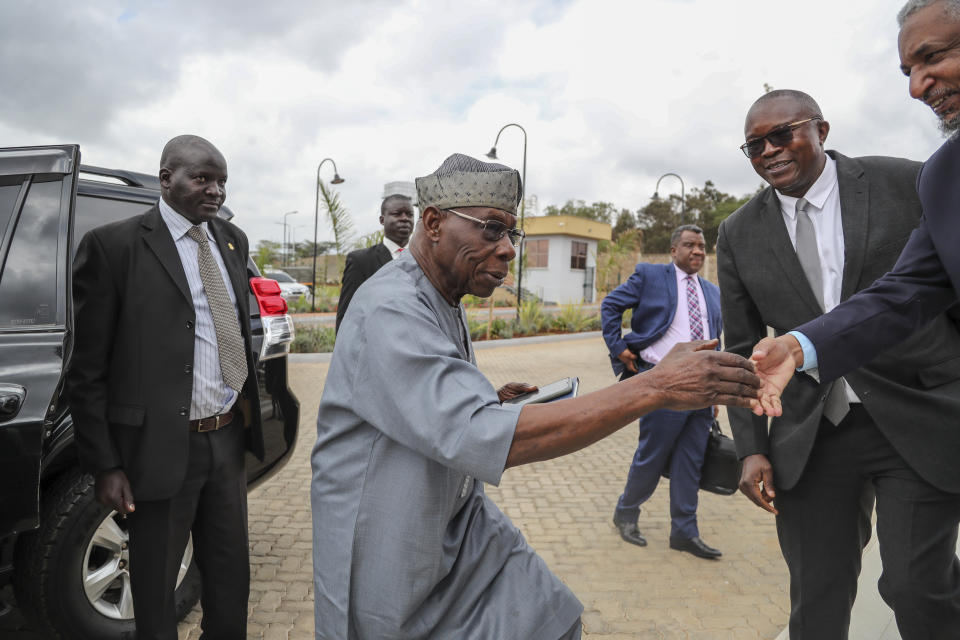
[267,272,294,282]
[0,180,22,239]
[73,193,153,251]
[0,180,63,328]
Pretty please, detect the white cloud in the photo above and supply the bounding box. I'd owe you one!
[0,0,945,250]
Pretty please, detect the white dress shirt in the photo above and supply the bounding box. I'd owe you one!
[775,156,859,403]
[158,197,240,419]
[382,235,406,259]
[640,263,711,365]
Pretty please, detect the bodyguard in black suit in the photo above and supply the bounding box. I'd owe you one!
[67,135,263,639]
[335,193,414,332]
[719,90,960,639]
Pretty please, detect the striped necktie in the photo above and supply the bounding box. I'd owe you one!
[685,275,704,340]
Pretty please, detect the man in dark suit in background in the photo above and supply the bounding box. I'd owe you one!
[335,191,414,332]
[67,135,263,640]
[601,225,724,559]
[725,88,960,639]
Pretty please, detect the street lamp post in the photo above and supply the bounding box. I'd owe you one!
[654,172,686,221]
[312,158,345,312]
[281,210,298,267]
[485,123,527,320]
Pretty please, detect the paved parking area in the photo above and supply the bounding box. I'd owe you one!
[177,333,790,639]
[0,333,790,639]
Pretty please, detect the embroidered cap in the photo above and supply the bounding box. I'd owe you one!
[415,153,523,215]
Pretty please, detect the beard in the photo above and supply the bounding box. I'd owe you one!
[940,110,960,137]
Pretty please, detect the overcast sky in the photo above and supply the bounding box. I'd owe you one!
[0,0,946,250]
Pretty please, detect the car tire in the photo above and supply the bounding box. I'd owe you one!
[13,468,201,639]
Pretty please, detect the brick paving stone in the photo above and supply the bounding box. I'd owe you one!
[173,334,789,639]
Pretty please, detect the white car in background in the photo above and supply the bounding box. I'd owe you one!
[265,270,311,302]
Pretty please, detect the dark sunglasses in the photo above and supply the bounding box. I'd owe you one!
[446,209,525,247]
[739,116,822,159]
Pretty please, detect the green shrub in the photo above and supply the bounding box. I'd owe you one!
[553,302,597,333]
[516,300,548,336]
[291,326,336,353]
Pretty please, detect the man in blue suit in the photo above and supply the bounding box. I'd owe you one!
[601,224,723,559]
[752,1,960,635]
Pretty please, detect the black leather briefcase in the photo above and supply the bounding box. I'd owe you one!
[662,419,741,496]
[698,420,741,496]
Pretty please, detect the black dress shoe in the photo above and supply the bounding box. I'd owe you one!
[669,536,722,559]
[613,518,647,547]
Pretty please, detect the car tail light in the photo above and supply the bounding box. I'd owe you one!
[250,276,295,361]
[249,277,288,315]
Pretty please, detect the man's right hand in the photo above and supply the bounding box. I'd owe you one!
[617,348,639,374]
[95,469,135,514]
[643,339,761,410]
[739,454,778,515]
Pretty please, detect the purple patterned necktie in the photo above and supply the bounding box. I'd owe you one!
[685,275,704,340]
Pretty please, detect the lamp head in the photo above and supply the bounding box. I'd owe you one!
[331,173,345,184]
[485,147,498,160]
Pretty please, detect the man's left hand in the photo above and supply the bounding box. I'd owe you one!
[498,382,537,403]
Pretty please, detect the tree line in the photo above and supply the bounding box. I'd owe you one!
[543,180,762,253]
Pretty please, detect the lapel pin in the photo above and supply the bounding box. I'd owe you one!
[227,242,235,251]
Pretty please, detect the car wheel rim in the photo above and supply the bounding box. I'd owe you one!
[82,511,194,620]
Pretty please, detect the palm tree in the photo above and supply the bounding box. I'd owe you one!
[317,181,355,279]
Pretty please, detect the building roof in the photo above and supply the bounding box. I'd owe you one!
[523,215,612,241]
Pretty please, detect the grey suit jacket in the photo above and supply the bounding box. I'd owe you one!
[718,151,960,492]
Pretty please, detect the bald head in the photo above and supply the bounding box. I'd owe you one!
[158,134,228,225]
[160,135,225,174]
[746,90,823,128]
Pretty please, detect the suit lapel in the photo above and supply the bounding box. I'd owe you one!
[141,206,192,306]
[833,153,869,302]
[664,263,678,324]
[375,243,392,267]
[759,188,824,315]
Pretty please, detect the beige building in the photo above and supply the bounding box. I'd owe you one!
[521,215,612,304]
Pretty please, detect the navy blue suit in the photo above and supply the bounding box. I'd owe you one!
[601,262,721,539]
[792,137,960,636]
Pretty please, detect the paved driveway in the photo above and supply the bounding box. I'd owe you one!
[175,334,790,639]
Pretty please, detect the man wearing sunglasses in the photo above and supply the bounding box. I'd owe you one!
[311,153,762,640]
[718,88,960,639]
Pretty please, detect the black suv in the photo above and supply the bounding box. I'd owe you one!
[0,145,299,638]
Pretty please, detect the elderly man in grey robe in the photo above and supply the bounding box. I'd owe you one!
[311,154,761,640]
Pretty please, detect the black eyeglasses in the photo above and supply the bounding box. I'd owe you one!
[739,116,822,159]
[446,209,525,247]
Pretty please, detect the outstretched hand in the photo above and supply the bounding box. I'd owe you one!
[644,339,761,410]
[750,336,802,417]
[498,382,538,403]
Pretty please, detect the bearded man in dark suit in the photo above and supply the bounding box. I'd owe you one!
[67,135,263,640]
[719,89,960,639]
[335,192,414,332]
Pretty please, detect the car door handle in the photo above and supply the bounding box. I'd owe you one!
[0,384,26,422]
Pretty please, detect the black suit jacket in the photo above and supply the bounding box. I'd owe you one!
[718,151,960,492]
[335,242,392,332]
[67,205,263,501]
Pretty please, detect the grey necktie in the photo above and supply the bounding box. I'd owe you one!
[794,198,849,426]
[187,225,248,393]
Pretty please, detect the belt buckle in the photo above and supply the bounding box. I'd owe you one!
[197,415,219,433]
